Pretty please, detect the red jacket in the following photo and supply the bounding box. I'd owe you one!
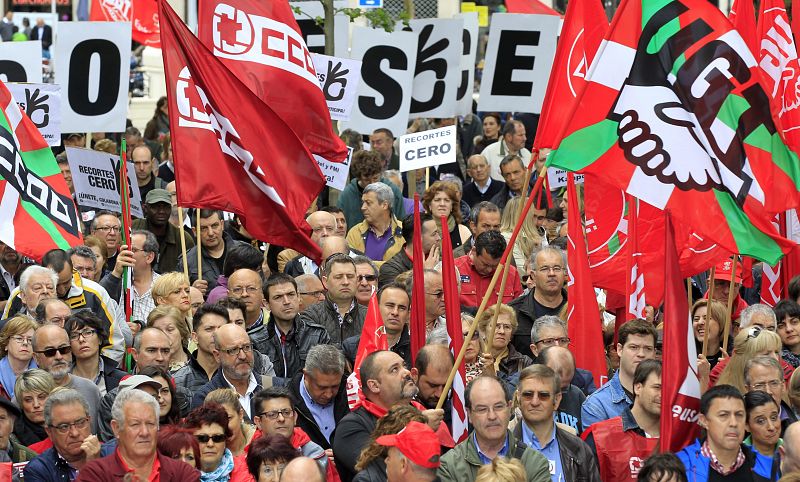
[584,415,659,481]
[454,255,523,308]
[75,450,200,481]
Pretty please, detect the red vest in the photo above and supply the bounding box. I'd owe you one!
[590,416,659,481]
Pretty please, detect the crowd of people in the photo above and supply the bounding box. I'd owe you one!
[1,108,800,482]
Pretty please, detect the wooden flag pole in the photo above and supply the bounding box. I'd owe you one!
[425,167,430,191]
[196,210,203,283]
[721,257,739,355]
[178,206,189,280]
[703,267,716,356]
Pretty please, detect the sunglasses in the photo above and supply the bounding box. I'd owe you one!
[357,274,377,282]
[195,434,227,444]
[35,345,72,357]
[519,390,552,401]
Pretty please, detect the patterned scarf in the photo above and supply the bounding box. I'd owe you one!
[200,448,234,482]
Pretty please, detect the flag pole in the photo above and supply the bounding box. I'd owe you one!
[196,209,202,283]
[178,206,189,280]
[702,267,717,356]
[437,165,548,410]
[721,256,738,355]
[425,167,430,191]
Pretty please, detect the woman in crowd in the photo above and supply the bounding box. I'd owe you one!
[66,310,126,397]
[472,113,502,155]
[184,403,246,481]
[475,458,526,482]
[477,304,533,391]
[714,327,783,393]
[499,197,546,269]
[140,366,185,427]
[245,434,300,482]
[692,299,729,370]
[744,390,782,480]
[354,405,427,482]
[158,425,201,469]
[146,305,191,372]
[204,388,256,457]
[462,314,486,383]
[422,181,471,249]
[144,96,170,141]
[774,299,800,368]
[12,369,55,448]
[0,316,37,400]
[152,271,193,330]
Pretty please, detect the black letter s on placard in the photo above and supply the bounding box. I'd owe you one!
[359,46,407,120]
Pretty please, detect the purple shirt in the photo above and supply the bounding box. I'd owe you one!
[364,227,392,261]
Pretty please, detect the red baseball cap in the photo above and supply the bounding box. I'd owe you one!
[376,421,441,469]
[714,258,743,283]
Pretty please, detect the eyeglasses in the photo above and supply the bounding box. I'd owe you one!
[748,379,783,391]
[519,390,552,402]
[426,291,445,299]
[357,274,377,283]
[95,226,121,233]
[230,286,260,296]
[69,328,97,340]
[9,335,33,346]
[299,289,325,298]
[536,266,564,274]
[35,345,72,357]
[257,409,293,420]
[470,403,509,415]
[49,417,89,434]
[535,337,571,347]
[195,433,227,444]
[220,344,252,356]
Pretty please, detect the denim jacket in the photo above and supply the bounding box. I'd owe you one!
[580,371,632,432]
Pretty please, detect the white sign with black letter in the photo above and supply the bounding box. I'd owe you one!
[315,147,353,190]
[478,14,559,114]
[7,83,61,146]
[65,147,143,218]
[341,27,417,138]
[0,41,42,83]
[55,22,131,133]
[311,53,361,121]
[406,18,463,119]
[456,12,479,116]
[399,125,456,172]
[547,168,584,188]
[290,1,349,58]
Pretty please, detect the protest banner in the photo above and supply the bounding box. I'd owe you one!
[0,41,42,83]
[547,168,584,188]
[316,147,353,190]
[311,53,362,121]
[7,83,60,146]
[406,18,463,118]
[456,12,479,116]
[399,125,456,172]
[65,147,143,218]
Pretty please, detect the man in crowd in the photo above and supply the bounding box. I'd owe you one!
[513,365,600,481]
[295,273,326,311]
[321,206,348,238]
[538,346,587,433]
[781,422,800,473]
[173,304,230,398]
[177,209,245,292]
[354,256,379,306]
[411,344,454,429]
[455,202,502,258]
[582,319,657,430]
[299,254,366,346]
[67,246,99,284]
[260,273,329,379]
[132,189,194,273]
[0,242,31,310]
[455,231,522,309]
[90,211,122,272]
[5,265,55,320]
[289,344,349,451]
[740,304,778,332]
[744,356,798,433]
[131,145,166,203]
[344,282,412,367]
[438,376,549,482]
[377,421,441,482]
[584,360,661,480]
[282,457,325,482]
[215,297,247,327]
[370,128,399,171]
[337,150,405,228]
[379,213,440,287]
[281,210,337,276]
[490,155,530,210]
[226,268,269,351]
[420,270,446,335]
[33,325,102,434]
[706,258,748,325]
[529,316,595,395]
[24,389,101,480]
[510,247,567,359]
[34,298,71,328]
[483,121,532,182]
[462,155,505,208]
[347,183,405,264]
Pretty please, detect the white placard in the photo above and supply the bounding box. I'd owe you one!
[7,83,61,146]
[341,27,417,138]
[316,147,353,190]
[311,53,362,121]
[291,1,349,58]
[0,41,42,83]
[65,147,143,218]
[399,126,456,172]
[456,12,479,116]
[406,18,463,119]
[547,168,585,188]
[55,22,131,133]
[478,14,559,114]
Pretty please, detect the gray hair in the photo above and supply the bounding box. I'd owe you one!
[304,344,345,376]
[531,315,567,343]
[744,355,783,386]
[427,325,449,345]
[131,229,159,256]
[111,388,159,428]
[352,255,378,276]
[469,201,501,225]
[44,388,90,426]
[740,304,777,329]
[467,154,487,169]
[440,174,463,193]
[530,246,567,270]
[20,266,57,293]
[499,154,524,172]
[363,182,394,209]
[90,210,119,231]
[66,245,97,264]
[384,169,402,187]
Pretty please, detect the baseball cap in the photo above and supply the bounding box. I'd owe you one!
[376,421,441,469]
[145,189,172,206]
[713,258,743,284]
[118,375,161,393]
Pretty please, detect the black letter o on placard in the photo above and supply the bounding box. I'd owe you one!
[68,39,120,116]
[0,60,27,82]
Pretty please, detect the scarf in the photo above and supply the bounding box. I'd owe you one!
[13,412,47,446]
[0,356,35,400]
[201,448,235,482]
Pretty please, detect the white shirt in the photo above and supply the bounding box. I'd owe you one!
[482,139,533,182]
[0,264,15,291]
[223,371,259,419]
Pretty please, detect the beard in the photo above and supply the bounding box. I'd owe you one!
[400,376,419,400]
[49,362,70,381]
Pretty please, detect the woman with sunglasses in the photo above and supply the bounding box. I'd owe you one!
[715,327,784,393]
[12,369,55,448]
[204,388,255,457]
[0,316,37,400]
[184,403,248,481]
[744,390,782,481]
[66,310,126,397]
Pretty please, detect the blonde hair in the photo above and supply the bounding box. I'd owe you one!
[152,272,190,304]
[478,304,518,338]
[789,365,800,411]
[0,316,38,357]
[205,388,243,413]
[14,368,55,398]
[717,328,782,393]
[475,458,526,482]
[499,197,543,261]
[147,305,189,350]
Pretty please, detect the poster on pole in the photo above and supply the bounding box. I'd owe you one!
[456,12,479,116]
[310,53,362,121]
[65,147,143,218]
[316,147,353,190]
[406,18,463,119]
[0,41,42,83]
[7,83,61,146]
[399,125,456,172]
[547,168,584,188]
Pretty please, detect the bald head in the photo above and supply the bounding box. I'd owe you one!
[320,236,348,262]
[782,422,800,473]
[281,456,324,482]
[213,322,249,348]
[307,211,337,245]
[540,346,575,390]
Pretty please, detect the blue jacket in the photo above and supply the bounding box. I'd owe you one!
[677,438,760,482]
[23,447,73,482]
[580,371,631,431]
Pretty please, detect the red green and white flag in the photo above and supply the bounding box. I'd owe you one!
[547,0,800,264]
[0,81,82,261]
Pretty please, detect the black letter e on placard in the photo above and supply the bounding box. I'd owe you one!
[491,30,539,96]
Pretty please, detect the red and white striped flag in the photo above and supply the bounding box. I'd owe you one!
[625,194,646,319]
[346,291,386,409]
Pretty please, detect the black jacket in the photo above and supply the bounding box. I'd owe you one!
[462,179,505,208]
[378,248,412,288]
[289,372,350,450]
[342,326,412,369]
[189,350,276,417]
[512,422,601,482]
[99,355,127,394]
[332,406,378,482]
[172,352,215,399]
[298,298,366,346]
[508,288,567,359]
[175,231,246,290]
[260,314,330,379]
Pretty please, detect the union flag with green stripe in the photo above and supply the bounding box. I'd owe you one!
[547,0,800,264]
[0,81,82,261]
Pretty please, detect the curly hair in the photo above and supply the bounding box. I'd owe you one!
[422,181,462,224]
[349,150,384,180]
[65,310,111,351]
[93,139,117,154]
[184,402,233,438]
[354,404,426,471]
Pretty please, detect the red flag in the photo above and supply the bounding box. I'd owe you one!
[660,212,701,452]
[158,0,323,261]
[409,194,426,365]
[566,174,607,387]
[197,0,348,164]
[729,0,758,55]
[625,194,646,319]
[118,140,134,324]
[439,216,469,443]
[757,0,800,152]
[534,0,608,149]
[761,216,783,306]
[346,292,387,409]
[90,0,160,47]
[794,0,800,43]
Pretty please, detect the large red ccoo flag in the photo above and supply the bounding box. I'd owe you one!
[90,0,160,47]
